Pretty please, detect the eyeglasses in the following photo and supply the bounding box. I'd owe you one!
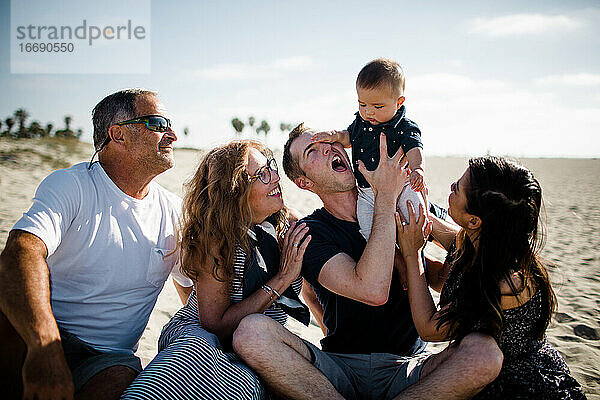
[116,114,172,132]
[249,158,278,184]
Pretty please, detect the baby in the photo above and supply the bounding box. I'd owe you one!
[314,58,426,240]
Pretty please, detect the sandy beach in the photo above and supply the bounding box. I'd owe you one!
[1,137,598,398]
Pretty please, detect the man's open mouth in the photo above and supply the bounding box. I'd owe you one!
[331,154,347,172]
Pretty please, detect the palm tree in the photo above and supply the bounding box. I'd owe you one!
[28,121,44,138]
[279,122,294,134]
[76,129,83,139]
[56,116,74,138]
[45,123,53,137]
[248,116,256,136]
[231,118,245,136]
[64,115,72,131]
[14,108,29,138]
[5,118,15,137]
[256,120,271,138]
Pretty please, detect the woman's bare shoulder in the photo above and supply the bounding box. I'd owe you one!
[500,271,535,310]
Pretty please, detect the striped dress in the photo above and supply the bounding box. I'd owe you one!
[122,225,302,400]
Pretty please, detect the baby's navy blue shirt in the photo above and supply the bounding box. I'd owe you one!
[348,105,422,188]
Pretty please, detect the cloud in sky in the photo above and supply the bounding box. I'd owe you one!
[190,56,315,80]
[398,73,600,157]
[534,73,600,87]
[467,14,581,37]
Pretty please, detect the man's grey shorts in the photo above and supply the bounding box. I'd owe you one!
[303,340,431,400]
[60,329,142,391]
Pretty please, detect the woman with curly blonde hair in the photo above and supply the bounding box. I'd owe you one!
[124,140,311,400]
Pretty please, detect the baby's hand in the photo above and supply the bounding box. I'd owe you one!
[410,168,425,192]
[311,130,339,144]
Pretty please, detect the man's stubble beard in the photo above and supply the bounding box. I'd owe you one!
[311,172,356,195]
[139,149,175,176]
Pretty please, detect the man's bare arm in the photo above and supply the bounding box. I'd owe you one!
[317,192,398,305]
[0,230,73,399]
[318,134,409,306]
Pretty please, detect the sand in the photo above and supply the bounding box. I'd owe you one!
[1,137,598,398]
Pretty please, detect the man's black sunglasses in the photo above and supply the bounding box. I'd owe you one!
[88,114,173,169]
[116,114,172,132]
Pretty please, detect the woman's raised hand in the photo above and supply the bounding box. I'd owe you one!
[395,201,432,257]
[278,221,311,282]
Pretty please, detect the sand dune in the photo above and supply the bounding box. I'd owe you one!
[1,138,598,398]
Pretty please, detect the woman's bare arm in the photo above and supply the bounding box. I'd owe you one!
[195,222,311,342]
[430,214,460,250]
[396,206,451,342]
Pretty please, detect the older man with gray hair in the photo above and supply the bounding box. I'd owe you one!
[0,89,193,400]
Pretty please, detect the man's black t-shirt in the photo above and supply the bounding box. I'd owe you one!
[300,208,424,356]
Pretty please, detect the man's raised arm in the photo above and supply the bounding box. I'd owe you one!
[317,133,410,305]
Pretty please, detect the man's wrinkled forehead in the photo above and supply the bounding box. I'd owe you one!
[155,100,170,118]
[136,94,170,118]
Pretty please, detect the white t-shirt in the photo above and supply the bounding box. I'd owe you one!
[12,162,193,354]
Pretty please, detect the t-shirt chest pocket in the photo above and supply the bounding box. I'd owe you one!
[146,246,175,287]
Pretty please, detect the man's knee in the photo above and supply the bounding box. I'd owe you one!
[77,365,138,400]
[458,332,503,386]
[232,314,277,358]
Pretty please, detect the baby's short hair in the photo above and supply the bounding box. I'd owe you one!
[356,58,405,98]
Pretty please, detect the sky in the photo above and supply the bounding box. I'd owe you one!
[1,0,599,157]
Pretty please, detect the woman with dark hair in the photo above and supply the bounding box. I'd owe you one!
[123,140,312,399]
[396,156,585,399]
